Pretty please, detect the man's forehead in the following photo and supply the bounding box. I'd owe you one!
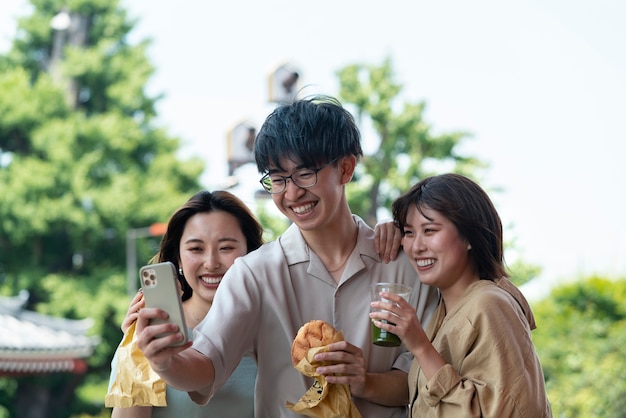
[268,158,305,173]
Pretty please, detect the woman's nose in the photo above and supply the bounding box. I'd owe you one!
[411,235,427,253]
[204,253,221,270]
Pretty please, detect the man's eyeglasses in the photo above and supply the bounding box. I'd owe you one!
[259,159,339,194]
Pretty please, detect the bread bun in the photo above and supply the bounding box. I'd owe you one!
[291,320,341,366]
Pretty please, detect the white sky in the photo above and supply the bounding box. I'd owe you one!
[2,0,625,299]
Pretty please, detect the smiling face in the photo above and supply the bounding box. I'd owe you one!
[402,205,477,298]
[268,157,354,233]
[178,210,248,306]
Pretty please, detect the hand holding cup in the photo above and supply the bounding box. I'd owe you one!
[370,283,412,347]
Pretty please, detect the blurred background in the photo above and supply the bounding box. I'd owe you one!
[0,0,624,417]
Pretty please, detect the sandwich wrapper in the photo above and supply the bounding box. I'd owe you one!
[105,321,167,407]
[286,330,362,418]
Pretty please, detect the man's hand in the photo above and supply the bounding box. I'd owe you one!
[312,341,367,397]
[374,220,402,263]
[135,308,192,372]
[314,340,409,406]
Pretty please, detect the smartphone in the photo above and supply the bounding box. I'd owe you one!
[139,261,189,347]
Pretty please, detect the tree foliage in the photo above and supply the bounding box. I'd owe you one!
[336,58,539,286]
[532,276,626,417]
[337,57,483,226]
[0,0,203,416]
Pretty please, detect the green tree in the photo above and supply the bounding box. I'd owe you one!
[336,58,539,286]
[532,276,626,417]
[337,57,483,227]
[0,0,203,416]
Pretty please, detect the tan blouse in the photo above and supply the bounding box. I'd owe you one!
[409,278,552,417]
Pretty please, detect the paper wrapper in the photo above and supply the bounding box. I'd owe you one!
[286,331,362,418]
[105,322,167,407]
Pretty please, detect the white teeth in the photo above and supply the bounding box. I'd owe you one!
[292,203,315,214]
[200,276,221,285]
[416,259,435,267]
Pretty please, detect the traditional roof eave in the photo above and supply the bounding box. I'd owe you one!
[0,290,99,376]
[0,358,89,376]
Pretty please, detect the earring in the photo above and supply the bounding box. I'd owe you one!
[178,267,183,276]
[467,244,472,250]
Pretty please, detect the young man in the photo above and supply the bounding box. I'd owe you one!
[136,96,439,417]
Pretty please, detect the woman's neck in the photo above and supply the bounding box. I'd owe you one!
[183,296,211,329]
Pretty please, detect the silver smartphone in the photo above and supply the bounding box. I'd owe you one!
[139,261,189,347]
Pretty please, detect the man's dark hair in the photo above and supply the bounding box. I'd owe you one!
[254,95,363,173]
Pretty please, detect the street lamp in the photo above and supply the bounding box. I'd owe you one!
[49,9,89,108]
[227,121,256,176]
[50,10,70,84]
[268,63,300,104]
[126,223,167,296]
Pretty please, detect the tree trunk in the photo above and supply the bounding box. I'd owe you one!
[15,381,50,418]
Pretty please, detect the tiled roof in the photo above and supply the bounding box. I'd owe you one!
[0,290,99,376]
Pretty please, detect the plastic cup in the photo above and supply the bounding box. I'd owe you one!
[370,282,412,347]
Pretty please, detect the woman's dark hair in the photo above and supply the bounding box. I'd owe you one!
[391,173,507,280]
[254,95,363,173]
[152,190,263,301]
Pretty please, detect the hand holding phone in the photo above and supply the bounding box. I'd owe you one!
[139,262,189,347]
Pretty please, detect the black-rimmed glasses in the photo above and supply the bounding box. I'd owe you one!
[259,159,339,194]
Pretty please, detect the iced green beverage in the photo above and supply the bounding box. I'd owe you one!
[370,283,412,347]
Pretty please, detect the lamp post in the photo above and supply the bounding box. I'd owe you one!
[50,10,70,84]
[126,223,167,296]
[49,9,89,108]
[268,62,300,104]
[227,121,256,176]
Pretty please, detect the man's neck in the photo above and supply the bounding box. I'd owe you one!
[301,214,359,275]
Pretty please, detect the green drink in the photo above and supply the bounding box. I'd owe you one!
[371,320,401,347]
[370,282,412,347]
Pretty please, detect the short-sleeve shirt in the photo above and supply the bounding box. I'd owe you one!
[193,215,438,418]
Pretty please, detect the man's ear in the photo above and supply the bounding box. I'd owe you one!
[339,155,357,184]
